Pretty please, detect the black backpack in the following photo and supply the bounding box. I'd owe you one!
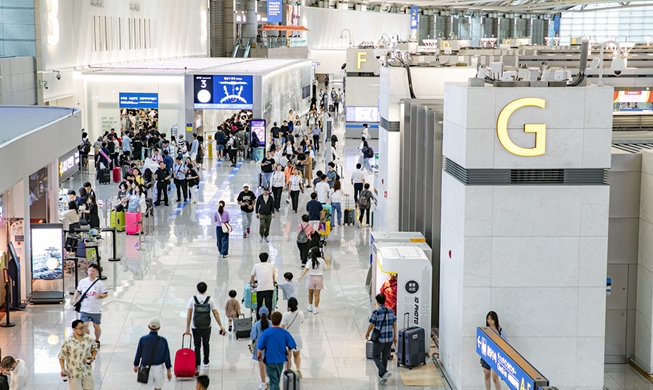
[193,296,212,329]
[364,146,374,158]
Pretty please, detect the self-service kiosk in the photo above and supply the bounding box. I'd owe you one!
[372,246,432,352]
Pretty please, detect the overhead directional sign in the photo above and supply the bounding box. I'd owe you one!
[410,6,419,30]
[476,327,549,390]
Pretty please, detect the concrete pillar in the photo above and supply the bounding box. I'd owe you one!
[439,84,613,390]
[243,0,257,39]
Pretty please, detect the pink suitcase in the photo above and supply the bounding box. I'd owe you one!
[125,212,142,235]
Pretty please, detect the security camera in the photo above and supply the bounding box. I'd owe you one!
[56,71,61,80]
[611,55,626,76]
[44,81,49,89]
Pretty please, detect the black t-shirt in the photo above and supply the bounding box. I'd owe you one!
[306,200,323,221]
[296,153,307,166]
[107,141,115,153]
[261,158,275,173]
[271,126,280,138]
[237,190,255,213]
[280,126,290,137]
[155,168,169,183]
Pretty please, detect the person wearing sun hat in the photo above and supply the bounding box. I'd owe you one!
[133,319,172,390]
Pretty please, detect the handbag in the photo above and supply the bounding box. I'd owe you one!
[137,335,160,384]
[74,279,99,313]
[370,309,387,343]
[216,212,233,233]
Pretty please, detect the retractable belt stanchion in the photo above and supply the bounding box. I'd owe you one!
[1,270,15,327]
[101,227,121,263]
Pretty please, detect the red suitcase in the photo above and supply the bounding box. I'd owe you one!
[125,212,142,235]
[112,166,121,183]
[174,334,196,379]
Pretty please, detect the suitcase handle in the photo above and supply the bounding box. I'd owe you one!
[404,312,409,329]
[182,333,192,348]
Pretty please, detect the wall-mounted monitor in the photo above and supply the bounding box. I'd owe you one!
[302,85,311,99]
[346,106,379,123]
[194,75,254,110]
[250,120,266,149]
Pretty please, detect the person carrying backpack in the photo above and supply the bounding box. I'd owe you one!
[358,183,374,227]
[362,140,374,173]
[184,282,226,374]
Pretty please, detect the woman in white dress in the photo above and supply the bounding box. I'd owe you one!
[281,297,304,376]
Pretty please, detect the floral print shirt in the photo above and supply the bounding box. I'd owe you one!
[58,334,97,378]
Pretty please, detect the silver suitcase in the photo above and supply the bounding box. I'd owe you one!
[366,340,374,359]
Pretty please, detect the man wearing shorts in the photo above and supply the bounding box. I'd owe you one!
[59,319,98,390]
[72,264,108,349]
[133,319,172,390]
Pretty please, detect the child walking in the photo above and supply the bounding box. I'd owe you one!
[225,290,242,332]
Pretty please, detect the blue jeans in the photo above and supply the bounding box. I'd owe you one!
[216,227,229,255]
[331,202,341,226]
[262,172,273,189]
[363,157,372,172]
[266,363,284,390]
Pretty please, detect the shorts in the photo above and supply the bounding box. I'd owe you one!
[67,373,94,390]
[289,332,303,351]
[80,312,102,325]
[190,153,198,161]
[216,144,225,151]
[480,358,491,370]
[305,275,324,290]
[140,364,165,390]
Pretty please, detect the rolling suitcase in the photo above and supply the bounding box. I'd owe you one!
[243,283,253,309]
[397,314,426,369]
[366,340,374,359]
[344,194,355,225]
[97,169,110,184]
[174,334,196,379]
[125,212,142,235]
[233,315,252,339]
[283,369,300,390]
[110,210,125,232]
[112,166,121,183]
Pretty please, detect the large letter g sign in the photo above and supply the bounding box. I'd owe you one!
[496,98,546,157]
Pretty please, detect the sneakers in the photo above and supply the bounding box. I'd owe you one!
[95,340,101,349]
[228,325,232,332]
[222,255,228,258]
[264,237,269,242]
[286,199,290,204]
[307,305,313,312]
[243,233,247,238]
[260,237,264,243]
[313,307,319,315]
[203,363,210,368]
[258,383,267,390]
[247,228,251,234]
[381,372,391,382]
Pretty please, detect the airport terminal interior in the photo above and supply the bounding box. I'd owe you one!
[7,0,653,389]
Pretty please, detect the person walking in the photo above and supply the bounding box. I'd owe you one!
[481,311,508,390]
[154,161,170,207]
[214,200,231,258]
[173,157,188,203]
[237,184,256,238]
[358,183,374,227]
[351,163,365,205]
[250,252,277,318]
[329,180,343,227]
[255,188,275,243]
[365,294,397,383]
[297,248,327,314]
[250,307,271,390]
[190,133,199,162]
[289,168,304,213]
[184,282,226,374]
[296,215,315,267]
[58,320,98,390]
[72,263,108,349]
[133,319,172,390]
[1,356,28,390]
[306,193,322,231]
[256,311,297,390]
[280,297,304,376]
[361,140,374,172]
[271,165,285,212]
[260,152,275,189]
[315,174,330,204]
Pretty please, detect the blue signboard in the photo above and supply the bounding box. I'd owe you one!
[476,328,548,390]
[553,15,560,33]
[119,93,158,108]
[267,0,282,23]
[410,6,419,30]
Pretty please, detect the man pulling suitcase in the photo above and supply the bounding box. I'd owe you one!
[365,294,397,383]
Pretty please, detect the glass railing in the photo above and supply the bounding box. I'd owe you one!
[259,37,308,48]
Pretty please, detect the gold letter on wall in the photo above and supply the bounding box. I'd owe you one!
[496,98,546,157]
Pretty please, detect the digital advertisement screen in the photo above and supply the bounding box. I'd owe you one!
[31,224,64,281]
[346,106,379,123]
[119,93,159,109]
[250,120,266,148]
[194,75,254,110]
[302,85,311,99]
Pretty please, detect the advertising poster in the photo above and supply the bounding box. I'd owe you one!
[10,218,24,260]
[31,225,63,280]
[250,120,266,149]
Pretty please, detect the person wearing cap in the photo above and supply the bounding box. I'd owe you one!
[255,188,275,243]
[134,319,172,390]
[237,183,256,238]
[250,306,272,390]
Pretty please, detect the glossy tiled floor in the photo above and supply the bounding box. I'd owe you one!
[5,118,649,390]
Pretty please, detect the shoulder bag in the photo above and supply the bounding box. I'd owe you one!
[216,212,233,233]
[74,279,99,313]
[370,308,387,343]
[137,336,160,384]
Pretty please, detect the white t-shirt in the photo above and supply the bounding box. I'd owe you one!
[10,359,28,390]
[251,262,277,292]
[290,175,303,191]
[76,277,108,314]
[351,170,365,184]
[329,189,343,203]
[186,294,217,329]
[307,258,327,276]
[362,127,369,140]
[274,150,283,162]
[281,310,304,334]
[315,182,330,203]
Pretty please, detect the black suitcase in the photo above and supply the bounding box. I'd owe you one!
[283,369,300,390]
[397,314,426,369]
[97,169,110,184]
[233,315,252,339]
[343,194,355,225]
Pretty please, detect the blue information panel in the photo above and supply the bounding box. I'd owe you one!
[194,75,254,110]
[476,327,548,390]
[119,93,158,108]
[267,0,282,23]
[410,6,419,30]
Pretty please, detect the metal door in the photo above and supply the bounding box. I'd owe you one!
[605,264,628,363]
